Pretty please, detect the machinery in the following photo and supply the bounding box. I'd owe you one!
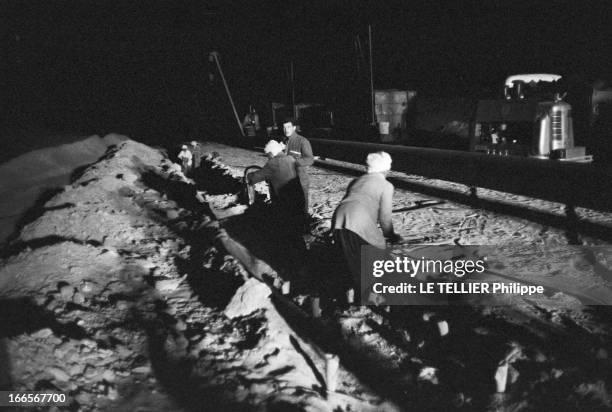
[470,74,591,161]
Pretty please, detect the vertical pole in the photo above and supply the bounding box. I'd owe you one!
[369,25,375,125]
[210,52,245,137]
[291,61,297,120]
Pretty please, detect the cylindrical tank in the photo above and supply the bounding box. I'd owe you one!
[550,99,574,150]
[532,98,574,157]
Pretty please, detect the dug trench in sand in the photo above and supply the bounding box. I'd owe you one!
[0,135,403,411]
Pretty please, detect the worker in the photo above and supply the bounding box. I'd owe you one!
[177,144,193,175]
[331,151,403,304]
[246,140,304,218]
[282,117,314,216]
[247,139,307,279]
[190,140,203,169]
[242,105,261,139]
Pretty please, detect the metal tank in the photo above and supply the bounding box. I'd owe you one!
[532,95,574,158]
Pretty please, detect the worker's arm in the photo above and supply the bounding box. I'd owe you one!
[295,138,314,167]
[247,164,272,185]
[379,183,402,242]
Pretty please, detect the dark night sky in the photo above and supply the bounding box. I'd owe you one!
[2,0,611,139]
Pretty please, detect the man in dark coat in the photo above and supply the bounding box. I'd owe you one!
[247,140,305,217]
[247,139,306,281]
[282,118,314,214]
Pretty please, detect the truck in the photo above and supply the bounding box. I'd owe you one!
[470,74,612,163]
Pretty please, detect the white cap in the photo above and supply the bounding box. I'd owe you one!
[264,140,284,157]
[181,144,188,150]
[190,140,197,146]
[366,151,392,173]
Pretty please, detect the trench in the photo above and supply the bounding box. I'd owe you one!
[184,153,612,411]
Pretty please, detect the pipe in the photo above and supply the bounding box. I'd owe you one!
[369,25,375,125]
[309,138,612,213]
[209,51,245,137]
[291,61,297,120]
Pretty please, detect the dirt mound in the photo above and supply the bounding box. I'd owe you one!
[0,134,128,245]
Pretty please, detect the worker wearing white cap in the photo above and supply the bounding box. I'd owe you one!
[332,151,403,302]
[178,144,193,175]
[247,140,304,214]
[247,139,307,278]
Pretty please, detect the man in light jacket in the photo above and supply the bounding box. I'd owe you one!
[332,151,403,302]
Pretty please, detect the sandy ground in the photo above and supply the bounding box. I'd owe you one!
[0,134,127,245]
[0,136,611,411]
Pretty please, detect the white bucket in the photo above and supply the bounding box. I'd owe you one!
[378,121,390,135]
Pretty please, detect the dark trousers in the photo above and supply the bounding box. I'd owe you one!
[333,229,368,290]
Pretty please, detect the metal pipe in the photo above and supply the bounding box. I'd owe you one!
[309,138,612,213]
[369,25,375,125]
[291,61,297,120]
[209,51,245,137]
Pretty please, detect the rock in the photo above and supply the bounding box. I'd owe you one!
[82,339,97,349]
[132,366,151,374]
[32,328,53,339]
[54,342,72,358]
[69,364,85,376]
[84,365,99,380]
[155,276,185,293]
[47,336,62,345]
[224,278,272,318]
[73,292,86,304]
[75,392,94,405]
[102,370,115,382]
[166,209,180,220]
[122,172,138,183]
[48,367,70,382]
[116,345,131,358]
[59,284,74,300]
[417,366,439,385]
[115,300,130,310]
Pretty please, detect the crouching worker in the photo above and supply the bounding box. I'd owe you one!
[247,140,307,281]
[331,151,403,305]
[247,140,305,216]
